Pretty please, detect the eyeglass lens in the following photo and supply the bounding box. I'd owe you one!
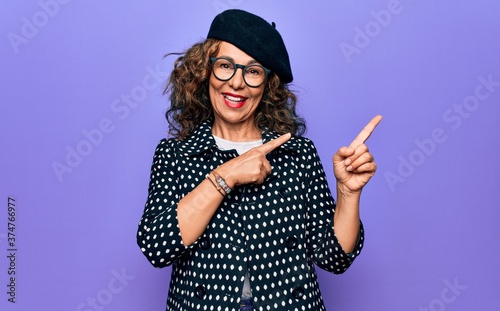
[212,58,267,87]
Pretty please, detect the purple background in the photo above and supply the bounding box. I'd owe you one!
[1,1,499,310]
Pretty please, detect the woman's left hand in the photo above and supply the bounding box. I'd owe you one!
[333,115,382,193]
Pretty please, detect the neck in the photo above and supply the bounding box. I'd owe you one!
[211,119,261,142]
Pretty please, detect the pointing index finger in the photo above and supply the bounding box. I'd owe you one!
[257,133,291,155]
[349,115,383,149]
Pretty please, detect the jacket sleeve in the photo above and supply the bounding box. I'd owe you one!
[136,139,193,268]
[304,140,364,274]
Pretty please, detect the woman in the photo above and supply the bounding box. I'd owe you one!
[137,9,381,311]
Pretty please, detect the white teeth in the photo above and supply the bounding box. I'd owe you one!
[224,94,245,102]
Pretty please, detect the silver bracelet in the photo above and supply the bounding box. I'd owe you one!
[211,171,231,195]
[206,174,225,197]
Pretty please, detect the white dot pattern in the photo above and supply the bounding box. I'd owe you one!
[137,120,364,311]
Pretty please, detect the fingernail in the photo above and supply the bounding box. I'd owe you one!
[346,165,353,171]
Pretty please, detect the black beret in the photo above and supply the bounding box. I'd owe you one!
[207,9,293,83]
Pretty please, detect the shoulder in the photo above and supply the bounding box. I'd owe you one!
[152,121,216,158]
[288,135,319,156]
[153,137,176,153]
[263,129,318,154]
[292,135,316,149]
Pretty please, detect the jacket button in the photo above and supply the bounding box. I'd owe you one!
[292,286,305,300]
[195,285,206,299]
[279,187,291,198]
[286,236,298,249]
[199,237,211,250]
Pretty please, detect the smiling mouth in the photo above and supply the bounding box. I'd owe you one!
[223,93,247,108]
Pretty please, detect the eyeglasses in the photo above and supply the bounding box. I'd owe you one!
[210,57,271,88]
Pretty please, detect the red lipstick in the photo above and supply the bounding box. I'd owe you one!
[222,92,247,108]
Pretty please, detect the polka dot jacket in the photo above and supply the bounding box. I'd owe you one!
[137,120,364,311]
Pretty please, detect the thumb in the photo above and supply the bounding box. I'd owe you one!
[333,147,354,163]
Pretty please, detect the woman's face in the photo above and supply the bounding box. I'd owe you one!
[209,41,266,132]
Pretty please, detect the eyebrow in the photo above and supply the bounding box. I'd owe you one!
[217,56,260,66]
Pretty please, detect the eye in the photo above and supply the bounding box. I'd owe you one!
[216,59,234,70]
[246,66,264,76]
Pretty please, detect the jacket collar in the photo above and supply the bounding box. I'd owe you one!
[177,119,300,157]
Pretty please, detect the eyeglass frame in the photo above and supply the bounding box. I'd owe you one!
[209,57,272,88]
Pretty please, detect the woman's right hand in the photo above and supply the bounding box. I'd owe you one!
[215,133,291,187]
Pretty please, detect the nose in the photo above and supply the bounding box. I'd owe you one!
[228,67,246,89]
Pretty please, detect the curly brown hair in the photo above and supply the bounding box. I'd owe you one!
[164,38,306,139]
